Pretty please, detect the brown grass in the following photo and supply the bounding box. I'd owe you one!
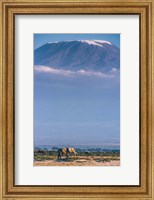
[34,155,120,166]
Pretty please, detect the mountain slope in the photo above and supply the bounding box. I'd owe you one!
[34,40,120,72]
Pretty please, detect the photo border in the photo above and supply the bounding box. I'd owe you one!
[0,0,153,199]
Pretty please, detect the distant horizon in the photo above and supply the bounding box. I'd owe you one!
[34,143,120,150]
[34,143,120,146]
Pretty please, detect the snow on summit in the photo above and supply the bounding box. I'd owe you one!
[79,40,103,47]
[94,40,112,45]
[47,40,112,47]
[79,40,112,47]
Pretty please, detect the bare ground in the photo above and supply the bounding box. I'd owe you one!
[34,156,120,166]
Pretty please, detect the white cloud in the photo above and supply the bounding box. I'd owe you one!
[34,66,72,76]
[34,65,119,78]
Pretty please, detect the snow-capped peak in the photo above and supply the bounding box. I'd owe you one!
[79,40,103,47]
[94,40,112,45]
[79,40,112,47]
[47,40,112,47]
[35,39,119,72]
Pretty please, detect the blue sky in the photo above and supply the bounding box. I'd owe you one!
[34,34,120,147]
[34,33,120,49]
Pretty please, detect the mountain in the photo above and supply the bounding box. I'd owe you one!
[34,40,120,72]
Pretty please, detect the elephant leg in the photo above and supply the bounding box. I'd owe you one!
[58,151,61,159]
